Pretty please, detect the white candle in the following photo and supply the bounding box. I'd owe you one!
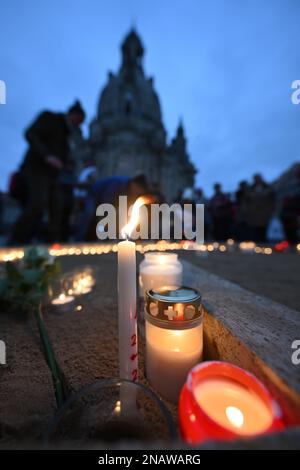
[51,293,75,305]
[117,196,152,383]
[72,278,92,295]
[194,377,273,435]
[51,292,75,313]
[139,252,182,297]
[118,239,138,383]
[239,241,256,253]
[146,321,203,403]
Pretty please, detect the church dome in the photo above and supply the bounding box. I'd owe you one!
[97,29,163,127]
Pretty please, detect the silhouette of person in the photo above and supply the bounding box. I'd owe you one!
[9,100,85,244]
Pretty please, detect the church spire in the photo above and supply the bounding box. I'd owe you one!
[176,118,185,139]
[171,119,187,158]
[121,28,144,77]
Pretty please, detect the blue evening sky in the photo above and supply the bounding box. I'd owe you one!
[0,0,299,196]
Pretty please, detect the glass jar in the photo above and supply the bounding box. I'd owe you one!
[138,252,183,337]
[45,378,177,446]
[145,286,203,403]
[179,361,284,445]
[139,252,183,298]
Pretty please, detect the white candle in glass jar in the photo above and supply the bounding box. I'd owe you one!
[146,321,203,403]
[139,253,182,297]
[145,287,203,403]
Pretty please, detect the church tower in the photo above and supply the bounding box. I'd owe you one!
[88,29,196,201]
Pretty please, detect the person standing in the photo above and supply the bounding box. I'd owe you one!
[209,183,232,241]
[234,180,250,240]
[246,174,275,243]
[9,101,85,244]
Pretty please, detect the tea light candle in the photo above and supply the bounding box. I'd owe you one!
[179,361,284,444]
[51,293,75,312]
[239,241,256,253]
[72,278,92,295]
[145,287,203,403]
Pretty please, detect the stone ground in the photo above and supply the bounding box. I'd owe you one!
[1,250,300,448]
[181,251,300,312]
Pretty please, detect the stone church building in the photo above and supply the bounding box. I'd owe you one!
[87,29,196,202]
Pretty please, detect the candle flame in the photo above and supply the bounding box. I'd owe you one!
[114,400,122,415]
[226,406,244,428]
[121,196,152,239]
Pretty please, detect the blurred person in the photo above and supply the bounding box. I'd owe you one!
[209,183,232,241]
[72,157,99,241]
[59,162,77,242]
[280,169,300,244]
[234,180,250,240]
[76,174,150,241]
[195,187,212,240]
[74,157,99,205]
[280,195,300,244]
[9,100,85,245]
[245,174,275,242]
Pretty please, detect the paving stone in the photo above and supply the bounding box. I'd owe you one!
[0,312,56,444]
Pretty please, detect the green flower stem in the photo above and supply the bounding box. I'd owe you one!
[34,302,64,408]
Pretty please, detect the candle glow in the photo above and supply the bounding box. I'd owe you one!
[121,196,152,239]
[179,361,284,444]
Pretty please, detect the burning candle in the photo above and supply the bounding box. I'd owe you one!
[179,361,284,444]
[118,196,150,383]
[72,277,92,295]
[239,241,256,253]
[51,293,75,312]
[63,268,95,297]
[145,287,203,403]
[138,252,183,337]
[118,238,138,383]
[139,252,183,297]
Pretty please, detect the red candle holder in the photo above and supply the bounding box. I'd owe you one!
[179,361,284,445]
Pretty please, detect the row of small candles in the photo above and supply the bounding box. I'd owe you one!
[117,197,285,444]
[0,239,298,263]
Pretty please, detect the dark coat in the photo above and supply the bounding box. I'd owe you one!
[21,111,70,175]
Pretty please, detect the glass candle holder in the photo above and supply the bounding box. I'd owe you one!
[44,378,177,446]
[138,252,183,338]
[145,286,203,403]
[62,266,96,297]
[139,252,183,298]
[46,279,75,314]
[179,361,284,445]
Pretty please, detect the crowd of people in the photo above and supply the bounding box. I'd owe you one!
[5,102,300,246]
[181,175,300,243]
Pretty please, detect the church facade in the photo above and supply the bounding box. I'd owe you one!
[87,29,196,202]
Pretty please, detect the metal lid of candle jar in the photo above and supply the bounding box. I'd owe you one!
[145,287,203,330]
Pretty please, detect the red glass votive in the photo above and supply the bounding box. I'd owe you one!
[179,361,284,445]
